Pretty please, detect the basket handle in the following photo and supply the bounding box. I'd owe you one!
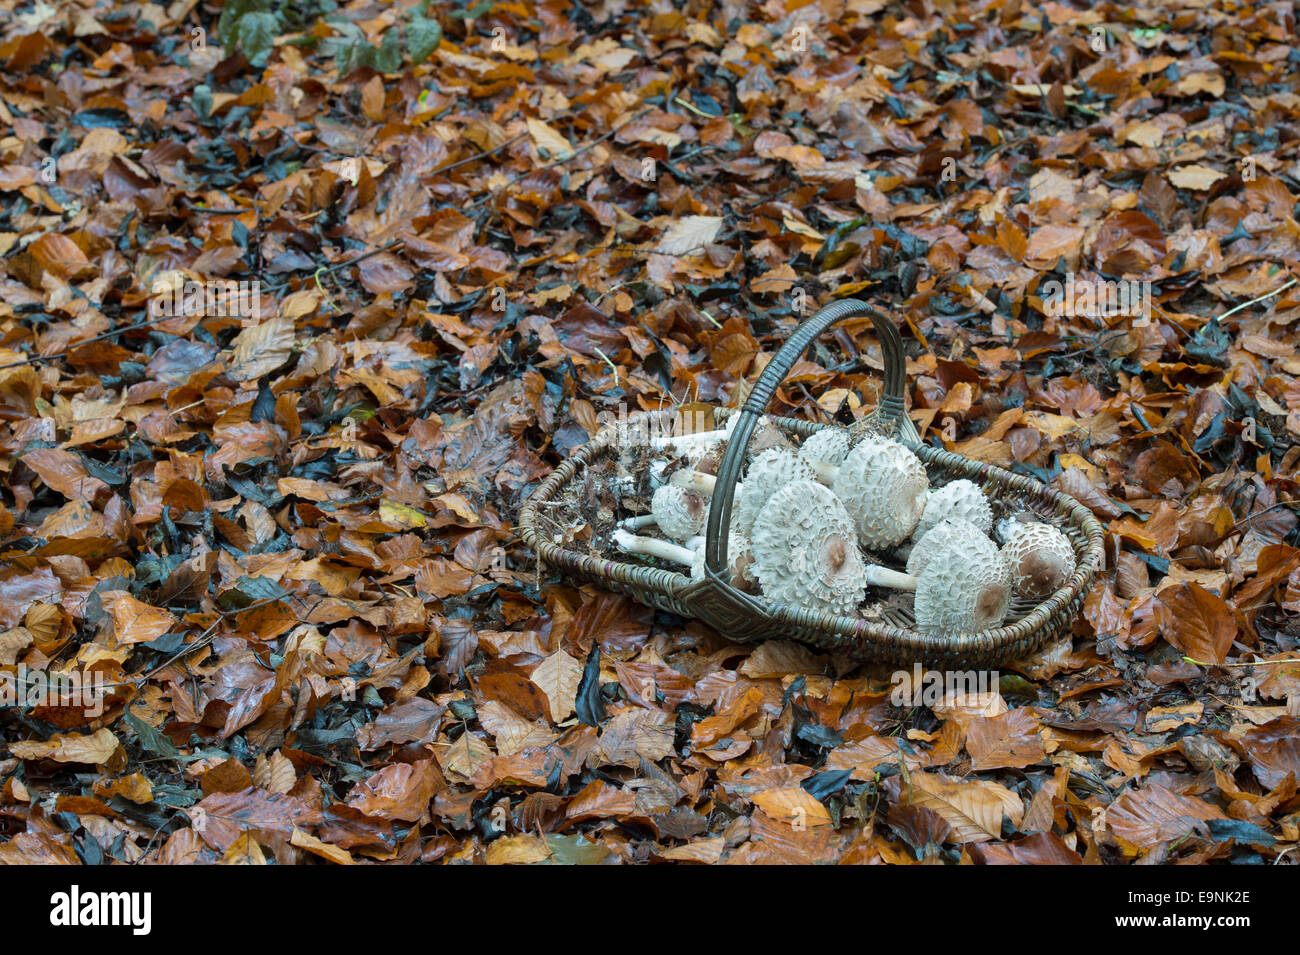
[703,299,915,583]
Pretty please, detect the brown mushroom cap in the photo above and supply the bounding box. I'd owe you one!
[750,479,867,616]
[1001,522,1077,599]
[831,435,929,549]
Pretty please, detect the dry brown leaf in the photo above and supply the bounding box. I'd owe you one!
[751,788,833,828]
[1167,164,1227,190]
[253,751,297,794]
[228,316,294,381]
[529,648,583,723]
[1154,583,1237,664]
[102,591,176,646]
[526,117,573,160]
[485,834,552,865]
[10,727,121,765]
[966,708,1047,771]
[658,215,723,256]
[901,772,1024,843]
[291,827,355,864]
[223,832,268,865]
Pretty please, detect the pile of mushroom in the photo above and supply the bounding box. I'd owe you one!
[610,414,1079,635]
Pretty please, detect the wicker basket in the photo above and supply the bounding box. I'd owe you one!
[519,300,1104,667]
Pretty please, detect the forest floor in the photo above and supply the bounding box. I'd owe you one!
[1,0,1298,865]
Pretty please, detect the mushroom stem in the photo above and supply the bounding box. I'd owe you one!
[613,528,697,566]
[861,564,919,591]
[808,459,838,485]
[648,428,727,450]
[669,469,719,495]
[619,514,658,532]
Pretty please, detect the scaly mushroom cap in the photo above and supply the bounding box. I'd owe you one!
[914,530,1011,633]
[831,435,929,549]
[722,413,793,457]
[799,428,851,469]
[1001,521,1077,599]
[915,479,993,540]
[732,448,817,535]
[751,479,867,616]
[687,443,723,476]
[651,483,707,541]
[906,517,991,577]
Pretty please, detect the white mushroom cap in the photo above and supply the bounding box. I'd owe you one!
[750,479,867,616]
[906,517,991,577]
[1001,521,1077,599]
[913,529,1011,633]
[732,447,817,536]
[723,413,793,457]
[830,435,929,549]
[651,483,707,541]
[915,479,993,540]
[799,428,851,469]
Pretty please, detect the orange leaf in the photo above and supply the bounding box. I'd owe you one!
[1154,583,1237,664]
[21,448,106,500]
[966,708,1047,771]
[751,787,833,828]
[102,591,176,646]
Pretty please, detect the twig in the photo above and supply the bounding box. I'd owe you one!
[591,346,619,386]
[1228,500,1298,532]
[1182,655,1300,668]
[671,96,716,119]
[1055,329,1129,359]
[90,596,285,692]
[1218,277,1297,321]
[430,132,528,175]
[318,238,405,274]
[0,315,177,371]
[181,200,255,215]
